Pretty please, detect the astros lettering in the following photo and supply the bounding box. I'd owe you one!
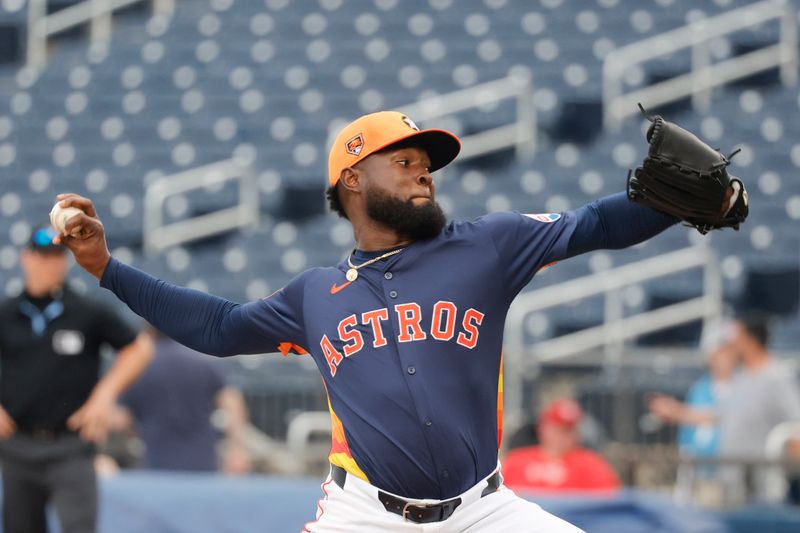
[319,301,485,376]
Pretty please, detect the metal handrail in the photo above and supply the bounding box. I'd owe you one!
[762,421,800,502]
[27,0,175,67]
[503,246,723,429]
[603,0,797,130]
[143,158,259,252]
[398,75,537,161]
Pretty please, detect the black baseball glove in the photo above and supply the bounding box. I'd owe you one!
[627,108,749,234]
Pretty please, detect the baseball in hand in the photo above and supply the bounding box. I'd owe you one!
[49,203,84,234]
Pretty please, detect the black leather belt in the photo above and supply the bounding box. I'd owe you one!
[330,464,501,524]
[17,426,70,440]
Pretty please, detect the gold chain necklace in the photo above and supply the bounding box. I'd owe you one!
[345,248,404,282]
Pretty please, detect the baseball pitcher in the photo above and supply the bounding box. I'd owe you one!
[54,110,747,532]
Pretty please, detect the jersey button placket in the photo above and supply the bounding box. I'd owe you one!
[384,272,393,280]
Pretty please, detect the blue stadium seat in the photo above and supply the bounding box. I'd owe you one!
[0,0,794,351]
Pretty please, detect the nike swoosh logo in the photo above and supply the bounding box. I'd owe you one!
[330,280,353,295]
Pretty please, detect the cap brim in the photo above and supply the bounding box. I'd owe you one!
[374,129,461,173]
[28,245,66,254]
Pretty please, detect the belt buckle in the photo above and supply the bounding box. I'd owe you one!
[31,428,56,440]
[402,502,428,522]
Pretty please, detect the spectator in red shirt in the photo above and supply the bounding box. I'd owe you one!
[502,399,621,493]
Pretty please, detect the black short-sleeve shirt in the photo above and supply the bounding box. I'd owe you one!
[0,285,138,430]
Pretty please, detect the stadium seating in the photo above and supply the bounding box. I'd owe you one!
[0,0,797,354]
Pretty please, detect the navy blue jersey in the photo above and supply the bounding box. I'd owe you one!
[100,192,676,499]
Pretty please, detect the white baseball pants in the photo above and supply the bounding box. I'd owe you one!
[302,466,584,533]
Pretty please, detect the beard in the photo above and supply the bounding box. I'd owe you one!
[365,186,447,241]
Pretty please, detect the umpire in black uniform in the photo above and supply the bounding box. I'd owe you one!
[0,226,153,533]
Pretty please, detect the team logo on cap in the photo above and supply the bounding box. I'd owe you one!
[345,133,364,156]
[401,115,420,131]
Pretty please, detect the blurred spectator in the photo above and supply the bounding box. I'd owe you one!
[113,326,251,474]
[0,226,153,533]
[505,399,606,452]
[677,326,737,460]
[650,315,800,502]
[502,399,621,493]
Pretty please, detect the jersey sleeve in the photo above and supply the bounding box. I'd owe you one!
[480,192,678,298]
[100,258,308,357]
[479,210,578,298]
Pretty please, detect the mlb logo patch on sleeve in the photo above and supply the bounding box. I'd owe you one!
[524,213,561,223]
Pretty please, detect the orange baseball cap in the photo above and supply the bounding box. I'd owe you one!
[327,111,461,186]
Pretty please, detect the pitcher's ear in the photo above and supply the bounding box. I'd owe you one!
[340,167,360,192]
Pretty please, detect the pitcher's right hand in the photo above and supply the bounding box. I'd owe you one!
[52,193,112,280]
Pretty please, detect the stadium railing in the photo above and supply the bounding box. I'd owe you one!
[26,0,175,67]
[503,246,723,438]
[397,75,537,162]
[285,410,336,476]
[673,453,800,507]
[602,0,798,130]
[143,158,259,252]
[762,421,800,502]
